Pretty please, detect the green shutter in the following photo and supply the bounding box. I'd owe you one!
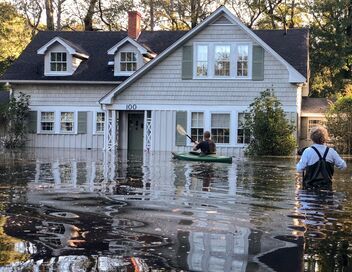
[77,111,87,134]
[182,45,193,80]
[27,111,37,133]
[176,111,187,146]
[252,45,264,81]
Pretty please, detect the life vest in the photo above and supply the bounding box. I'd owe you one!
[303,146,334,189]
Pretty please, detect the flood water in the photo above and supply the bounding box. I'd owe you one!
[0,148,351,272]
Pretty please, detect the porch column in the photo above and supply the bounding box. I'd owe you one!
[104,110,117,151]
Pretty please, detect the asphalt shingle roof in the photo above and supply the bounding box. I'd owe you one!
[0,28,308,82]
[301,97,330,114]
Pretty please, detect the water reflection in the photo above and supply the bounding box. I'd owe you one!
[0,148,351,271]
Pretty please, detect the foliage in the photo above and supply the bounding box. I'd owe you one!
[0,2,32,75]
[325,94,352,154]
[0,92,30,149]
[244,89,296,156]
[308,0,352,97]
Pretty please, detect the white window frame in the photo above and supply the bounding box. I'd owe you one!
[40,111,55,133]
[190,112,205,143]
[50,52,68,72]
[307,118,325,139]
[119,51,137,75]
[60,111,75,134]
[210,112,231,145]
[195,44,209,77]
[93,111,105,134]
[193,42,252,80]
[237,112,251,144]
[214,43,231,77]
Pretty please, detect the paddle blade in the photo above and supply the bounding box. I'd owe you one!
[176,124,187,136]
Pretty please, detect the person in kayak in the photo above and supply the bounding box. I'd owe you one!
[296,126,347,188]
[192,131,216,155]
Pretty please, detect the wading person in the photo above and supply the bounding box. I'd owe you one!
[192,131,216,155]
[296,126,347,188]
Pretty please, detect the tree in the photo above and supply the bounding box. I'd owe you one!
[0,92,30,148]
[244,89,296,156]
[0,2,32,75]
[308,0,352,96]
[325,94,352,154]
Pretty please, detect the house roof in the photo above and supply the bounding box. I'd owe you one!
[0,31,187,83]
[253,29,308,79]
[0,8,308,85]
[301,97,330,115]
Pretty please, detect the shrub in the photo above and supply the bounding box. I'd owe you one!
[245,89,296,156]
[0,92,30,148]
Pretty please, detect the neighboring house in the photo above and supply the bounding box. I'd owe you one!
[0,90,9,137]
[0,7,310,154]
[299,97,330,147]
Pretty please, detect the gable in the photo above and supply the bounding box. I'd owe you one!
[100,6,307,104]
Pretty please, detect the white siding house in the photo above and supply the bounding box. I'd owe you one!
[100,7,307,155]
[0,7,309,154]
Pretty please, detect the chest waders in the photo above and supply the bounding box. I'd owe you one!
[303,146,334,189]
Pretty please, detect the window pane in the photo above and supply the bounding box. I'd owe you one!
[196,45,208,76]
[237,45,248,77]
[96,112,105,133]
[60,112,74,132]
[120,52,137,72]
[237,113,250,144]
[214,45,230,76]
[41,112,55,132]
[50,52,67,72]
[211,113,230,143]
[191,112,204,142]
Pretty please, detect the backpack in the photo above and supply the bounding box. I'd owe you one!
[302,146,334,189]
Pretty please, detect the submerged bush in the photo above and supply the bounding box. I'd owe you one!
[0,92,30,148]
[245,89,296,156]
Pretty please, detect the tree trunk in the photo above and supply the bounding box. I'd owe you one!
[84,0,98,31]
[191,0,197,28]
[45,0,55,30]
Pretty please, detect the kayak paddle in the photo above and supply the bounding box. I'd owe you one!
[176,124,196,143]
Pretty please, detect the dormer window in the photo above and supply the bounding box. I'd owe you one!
[37,36,89,77]
[120,52,137,72]
[50,52,67,72]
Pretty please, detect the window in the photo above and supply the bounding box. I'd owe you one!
[191,112,204,142]
[120,52,137,72]
[196,45,208,76]
[50,52,67,72]
[308,119,324,137]
[40,112,55,132]
[194,43,251,79]
[60,112,74,132]
[211,113,230,144]
[237,113,250,144]
[96,112,105,133]
[214,45,230,76]
[237,45,248,77]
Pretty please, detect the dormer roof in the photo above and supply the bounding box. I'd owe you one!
[37,36,89,59]
[107,36,151,56]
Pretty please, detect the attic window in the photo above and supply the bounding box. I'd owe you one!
[120,52,137,72]
[50,52,67,72]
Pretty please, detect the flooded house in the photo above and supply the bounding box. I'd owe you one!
[0,7,312,154]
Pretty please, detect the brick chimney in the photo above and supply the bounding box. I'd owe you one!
[128,11,141,40]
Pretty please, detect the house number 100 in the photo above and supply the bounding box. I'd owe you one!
[126,104,137,110]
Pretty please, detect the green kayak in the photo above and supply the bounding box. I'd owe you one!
[172,152,232,163]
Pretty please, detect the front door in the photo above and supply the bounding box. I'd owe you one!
[128,113,144,151]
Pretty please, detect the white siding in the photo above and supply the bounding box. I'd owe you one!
[13,84,114,106]
[13,84,112,149]
[112,23,298,109]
